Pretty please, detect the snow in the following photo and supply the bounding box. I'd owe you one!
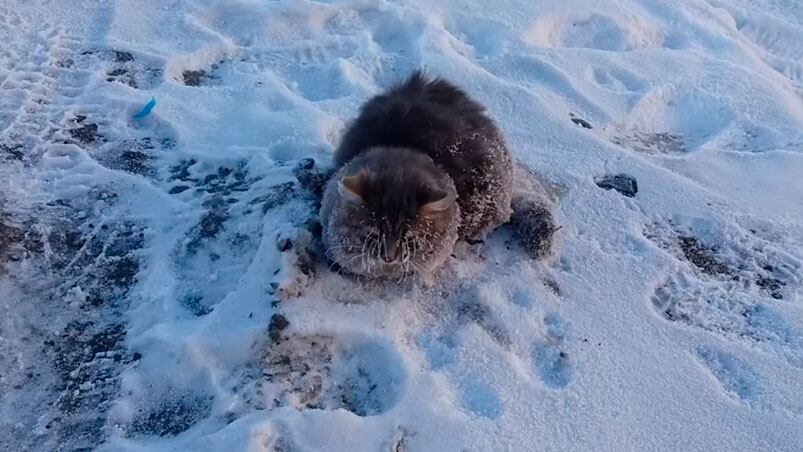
[1,0,802,451]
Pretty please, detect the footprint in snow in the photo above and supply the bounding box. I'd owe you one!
[696,345,763,403]
[459,379,502,420]
[646,215,803,364]
[257,329,406,417]
[532,313,573,389]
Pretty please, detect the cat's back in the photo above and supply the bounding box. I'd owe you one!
[333,71,513,240]
[334,71,501,168]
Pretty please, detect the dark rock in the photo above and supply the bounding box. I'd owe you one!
[595,174,638,198]
[570,117,592,129]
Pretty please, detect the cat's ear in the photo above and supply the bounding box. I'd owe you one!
[420,188,455,216]
[339,171,370,202]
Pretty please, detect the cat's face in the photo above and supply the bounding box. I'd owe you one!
[323,148,460,279]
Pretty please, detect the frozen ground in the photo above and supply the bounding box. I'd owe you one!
[1,0,802,450]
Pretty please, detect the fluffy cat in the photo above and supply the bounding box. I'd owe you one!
[320,71,554,279]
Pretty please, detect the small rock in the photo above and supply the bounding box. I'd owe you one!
[569,113,592,129]
[595,174,638,198]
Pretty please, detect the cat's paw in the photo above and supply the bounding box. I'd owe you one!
[510,197,556,259]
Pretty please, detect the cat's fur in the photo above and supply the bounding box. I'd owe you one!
[320,71,554,279]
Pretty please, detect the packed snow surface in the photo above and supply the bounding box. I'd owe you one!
[1,0,802,451]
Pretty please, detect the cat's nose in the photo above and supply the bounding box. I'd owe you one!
[383,243,401,263]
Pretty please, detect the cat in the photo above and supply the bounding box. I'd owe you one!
[319,71,555,279]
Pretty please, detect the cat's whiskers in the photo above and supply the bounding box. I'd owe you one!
[324,243,351,258]
[340,252,369,276]
[398,239,411,283]
[372,232,382,276]
[359,229,372,275]
[367,240,377,276]
[381,232,390,264]
[369,227,381,276]
[407,239,417,277]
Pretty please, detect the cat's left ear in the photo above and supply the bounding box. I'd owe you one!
[420,188,455,216]
[339,171,370,202]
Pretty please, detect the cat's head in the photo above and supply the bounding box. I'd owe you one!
[324,147,459,278]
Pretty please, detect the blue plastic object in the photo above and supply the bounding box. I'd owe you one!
[133,97,156,119]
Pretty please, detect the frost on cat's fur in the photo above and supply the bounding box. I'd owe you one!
[320,147,461,278]
[510,165,557,259]
[320,71,553,279]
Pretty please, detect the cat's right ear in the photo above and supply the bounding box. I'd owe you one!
[339,172,369,202]
[420,189,455,217]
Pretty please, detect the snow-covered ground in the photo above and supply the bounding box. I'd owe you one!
[1,0,802,450]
